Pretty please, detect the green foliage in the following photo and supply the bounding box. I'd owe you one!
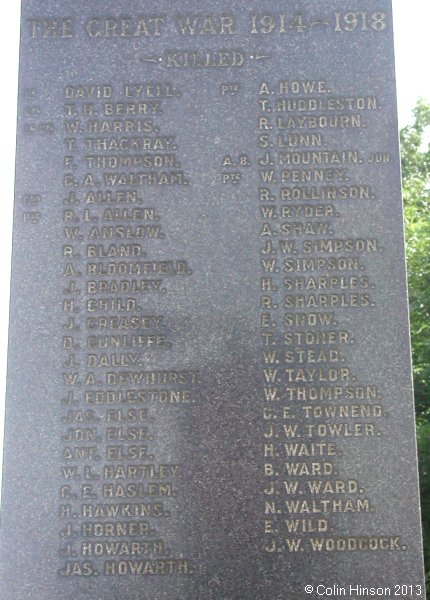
[417,422,430,587]
[400,100,430,418]
[401,99,430,588]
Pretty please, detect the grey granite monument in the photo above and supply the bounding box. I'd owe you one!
[0,1,426,598]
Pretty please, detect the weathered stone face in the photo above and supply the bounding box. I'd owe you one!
[0,1,425,599]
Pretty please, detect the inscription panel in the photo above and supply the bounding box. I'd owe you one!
[0,1,425,599]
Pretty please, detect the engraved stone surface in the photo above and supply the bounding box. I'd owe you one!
[0,1,426,599]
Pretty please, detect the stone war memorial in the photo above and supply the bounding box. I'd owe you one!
[0,1,426,599]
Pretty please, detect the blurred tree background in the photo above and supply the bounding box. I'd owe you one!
[400,99,430,588]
